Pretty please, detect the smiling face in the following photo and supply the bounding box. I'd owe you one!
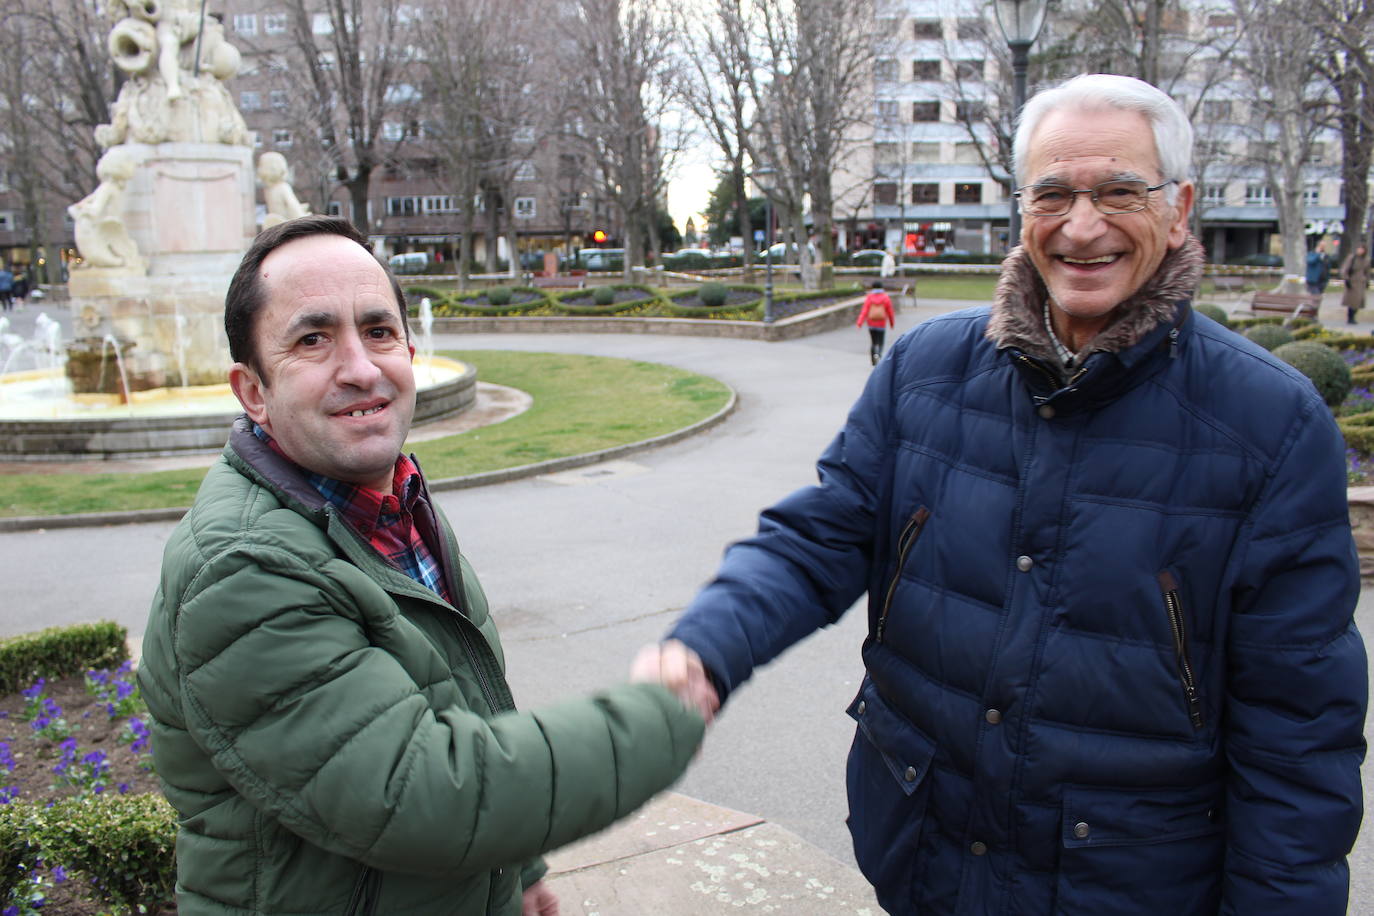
[1020,106,1193,346]
[228,233,416,491]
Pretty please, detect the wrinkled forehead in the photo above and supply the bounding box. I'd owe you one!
[1025,106,1161,183]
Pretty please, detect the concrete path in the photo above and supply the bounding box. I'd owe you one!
[7,293,1374,912]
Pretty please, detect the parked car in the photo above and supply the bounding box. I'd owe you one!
[661,248,712,269]
[388,251,431,274]
[578,248,626,271]
[849,249,889,267]
[757,241,819,261]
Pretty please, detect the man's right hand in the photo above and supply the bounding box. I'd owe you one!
[630,640,720,724]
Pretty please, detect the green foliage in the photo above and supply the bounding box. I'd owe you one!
[0,624,128,696]
[1228,315,1285,331]
[1321,333,1374,351]
[1273,341,1353,407]
[698,282,729,308]
[400,284,445,310]
[592,285,616,306]
[485,286,513,306]
[1192,303,1230,327]
[2,794,177,915]
[1242,324,1294,351]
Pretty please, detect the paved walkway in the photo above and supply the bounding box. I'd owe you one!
[6,292,1374,912]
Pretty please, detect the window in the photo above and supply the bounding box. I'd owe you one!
[1307,142,1326,164]
[273,128,293,147]
[912,59,940,80]
[269,90,288,110]
[514,160,536,182]
[911,182,939,204]
[326,201,343,216]
[386,196,421,217]
[514,197,536,219]
[312,12,333,34]
[513,125,535,144]
[874,182,897,205]
[956,101,986,122]
[877,100,899,122]
[875,59,898,81]
[954,182,983,203]
[264,13,288,34]
[1248,139,1276,159]
[233,14,257,34]
[953,142,982,165]
[955,19,980,39]
[913,20,941,39]
[239,91,261,111]
[955,60,984,82]
[423,196,458,213]
[1245,183,1273,205]
[1305,183,1321,205]
[875,142,900,165]
[911,142,941,163]
[913,101,940,122]
[1197,138,1229,159]
[1203,99,1231,121]
[0,211,14,231]
[381,121,405,141]
[1202,184,1226,205]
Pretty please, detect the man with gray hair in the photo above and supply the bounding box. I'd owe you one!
[636,73,1367,913]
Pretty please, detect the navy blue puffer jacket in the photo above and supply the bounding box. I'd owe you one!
[671,298,1366,914]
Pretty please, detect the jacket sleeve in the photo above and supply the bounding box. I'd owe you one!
[1221,395,1367,914]
[669,341,900,696]
[171,556,705,877]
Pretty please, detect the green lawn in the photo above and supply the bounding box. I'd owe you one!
[0,351,731,519]
[906,274,999,300]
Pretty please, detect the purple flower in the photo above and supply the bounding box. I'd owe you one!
[0,786,18,804]
[21,679,46,701]
[117,782,130,794]
[51,865,67,884]
[4,904,20,915]
[0,742,14,773]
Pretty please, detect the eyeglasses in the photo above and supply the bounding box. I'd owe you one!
[1013,179,1178,216]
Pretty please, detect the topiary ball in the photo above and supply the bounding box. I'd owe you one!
[486,286,513,306]
[1243,324,1294,351]
[1193,303,1230,328]
[592,285,616,306]
[698,282,729,308]
[1272,341,1352,407]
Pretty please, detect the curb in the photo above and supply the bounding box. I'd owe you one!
[0,390,739,532]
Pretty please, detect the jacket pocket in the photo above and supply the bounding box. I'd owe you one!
[876,507,931,642]
[1157,570,1203,729]
[1055,782,1224,915]
[845,677,937,909]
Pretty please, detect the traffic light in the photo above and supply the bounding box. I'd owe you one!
[591,229,608,245]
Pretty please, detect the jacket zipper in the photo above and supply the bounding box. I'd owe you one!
[344,865,381,916]
[876,507,931,642]
[1158,570,1203,729]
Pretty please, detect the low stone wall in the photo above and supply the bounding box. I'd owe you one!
[1350,487,1374,578]
[427,296,865,342]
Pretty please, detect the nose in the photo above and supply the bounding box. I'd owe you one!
[1058,192,1108,243]
[333,330,383,388]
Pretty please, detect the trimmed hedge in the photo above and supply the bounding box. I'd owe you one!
[1193,303,1230,327]
[0,623,127,696]
[1243,324,1294,351]
[1273,341,1353,407]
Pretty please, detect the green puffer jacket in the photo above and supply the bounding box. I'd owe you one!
[139,420,704,914]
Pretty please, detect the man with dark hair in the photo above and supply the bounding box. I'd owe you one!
[140,216,705,915]
[639,74,1366,914]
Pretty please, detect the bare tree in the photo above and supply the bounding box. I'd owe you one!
[278,0,421,231]
[1310,0,1374,261]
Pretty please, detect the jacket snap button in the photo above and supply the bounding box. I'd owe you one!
[1073,821,1090,839]
[970,841,988,856]
[1038,404,1055,419]
[857,701,866,715]
[904,766,918,782]
[985,708,1002,725]
[1016,555,1033,572]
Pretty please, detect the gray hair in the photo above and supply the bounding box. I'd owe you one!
[1012,73,1193,202]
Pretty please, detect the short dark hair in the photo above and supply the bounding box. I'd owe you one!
[224,215,408,377]
[872,280,884,289]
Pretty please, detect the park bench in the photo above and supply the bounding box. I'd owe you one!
[1209,276,1246,294]
[531,276,586,290]
[1248,291,1319,321]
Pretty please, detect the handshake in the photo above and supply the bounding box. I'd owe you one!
[630,639,721,724]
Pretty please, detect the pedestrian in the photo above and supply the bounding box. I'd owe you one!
[1342,244,1368,325]
[1306,240,1332,298]
[856,280,895,365]
[11,270,26,305]
[0,263,12,312]
[638,74,1365,915]
[139,215,705,915]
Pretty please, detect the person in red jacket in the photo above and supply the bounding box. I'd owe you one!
[856,280,895,365]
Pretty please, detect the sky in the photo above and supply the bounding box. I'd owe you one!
[667,154,720,240]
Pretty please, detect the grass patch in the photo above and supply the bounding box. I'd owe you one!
[0,351,731,518]
[905,274,999,300]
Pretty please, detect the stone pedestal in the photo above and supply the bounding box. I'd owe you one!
[66,142,255,391]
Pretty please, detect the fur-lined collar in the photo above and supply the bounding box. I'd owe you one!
[986,235,1205,361]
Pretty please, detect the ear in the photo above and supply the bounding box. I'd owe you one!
[1166,181,1195,249]
[229,362,271,432]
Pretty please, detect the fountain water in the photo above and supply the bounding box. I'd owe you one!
[419,297,436,385]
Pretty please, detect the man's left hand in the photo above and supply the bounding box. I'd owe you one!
[522,880,559,916]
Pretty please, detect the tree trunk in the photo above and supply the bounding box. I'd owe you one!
[346,171,371,233]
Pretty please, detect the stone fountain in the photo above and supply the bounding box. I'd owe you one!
[0,1,474,460]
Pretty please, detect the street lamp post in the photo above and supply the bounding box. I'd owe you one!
[753,166,778,323]
[994,0,1049,248]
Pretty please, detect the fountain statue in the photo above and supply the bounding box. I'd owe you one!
[258,153,311,229]
[68,147,144,271]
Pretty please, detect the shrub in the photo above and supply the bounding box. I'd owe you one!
[1273,341,1353,407]
[1243,324,1294,351]
[698,282,729,308]
[592,285,616,306]
[0,623,127,696]
[1193,303,1230,327]
[486,286,513,306]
